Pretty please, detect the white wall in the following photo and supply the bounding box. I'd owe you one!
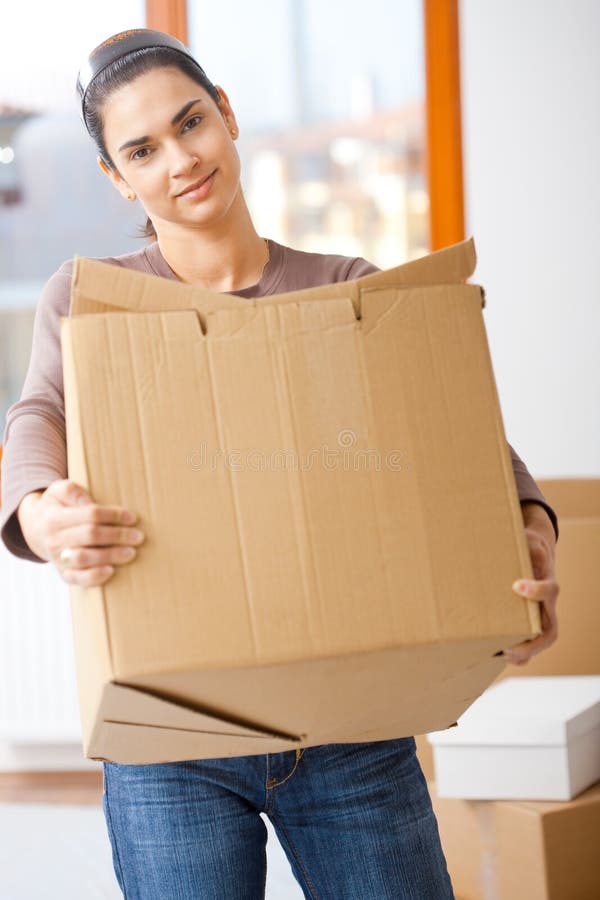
[0,541,92,771]
[459,0,600,476]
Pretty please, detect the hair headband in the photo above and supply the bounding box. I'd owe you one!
[76,28,207,115]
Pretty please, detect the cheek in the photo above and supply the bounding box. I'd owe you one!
[133,166,170,203]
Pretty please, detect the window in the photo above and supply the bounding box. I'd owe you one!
[0,1,146,428]
[188,0,429,268]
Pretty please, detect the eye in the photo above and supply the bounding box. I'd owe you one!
[182,114,203,131]
[130,146,152,161]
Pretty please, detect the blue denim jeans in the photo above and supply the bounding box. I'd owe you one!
[102,736,454,899]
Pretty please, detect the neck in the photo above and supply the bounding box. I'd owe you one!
[152,192,268,291]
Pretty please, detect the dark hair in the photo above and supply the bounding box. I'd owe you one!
[82,46,221,240]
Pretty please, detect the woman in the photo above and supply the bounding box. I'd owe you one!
[1,28,559,900]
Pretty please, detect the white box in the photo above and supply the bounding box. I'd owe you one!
[427,676,600,800]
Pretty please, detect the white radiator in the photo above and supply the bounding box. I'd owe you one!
[0,539,96,770]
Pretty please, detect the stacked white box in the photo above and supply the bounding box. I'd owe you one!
[427,676,600,800]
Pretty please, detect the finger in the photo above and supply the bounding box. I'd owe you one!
[52,503,139,531]
[503,610,558,662]
[525,541,550,579]
[504,633,552,660]
[502,652,530,666]
[512,578,557,602]
[55,521,145,550]
[53,544,138,571]
[539,595,558,635]
[46,479,95,508]
[59,565,115,587]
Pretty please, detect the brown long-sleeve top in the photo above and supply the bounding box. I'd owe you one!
[0,238,559,562]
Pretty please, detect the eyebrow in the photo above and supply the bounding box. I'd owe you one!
[117,99,204,154]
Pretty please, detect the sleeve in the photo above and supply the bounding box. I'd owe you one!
[346,256,381,279]
[508,443,559,541]
[0,260,74,562]
[343,254,559,543]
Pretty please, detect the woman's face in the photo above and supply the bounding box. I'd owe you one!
[100,66,241,233]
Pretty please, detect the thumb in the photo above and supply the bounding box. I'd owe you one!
[47,478,94,507]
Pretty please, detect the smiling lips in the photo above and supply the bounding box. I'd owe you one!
[176,170,217,198]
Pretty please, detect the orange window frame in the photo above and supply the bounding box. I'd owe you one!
[146,0,465,252]
[146,0,188,44]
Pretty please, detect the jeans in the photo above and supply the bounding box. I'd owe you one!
[102,736,455,899]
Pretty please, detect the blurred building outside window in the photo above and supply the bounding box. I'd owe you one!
[0,1,146,436]
[189,0,429,268]
[1,0,429,453]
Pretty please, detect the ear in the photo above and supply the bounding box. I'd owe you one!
[213,85,239,137]
[96,156,136,202]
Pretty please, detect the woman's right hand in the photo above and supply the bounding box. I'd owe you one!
[17,479,145,587]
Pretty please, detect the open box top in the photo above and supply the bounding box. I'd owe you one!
[60,238,539,763]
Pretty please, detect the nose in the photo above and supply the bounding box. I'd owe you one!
[167,141,199,179]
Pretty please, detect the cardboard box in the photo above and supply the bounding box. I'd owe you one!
[416,479,600,784]
[428,676,600,800]
[430,779,600,900]
[495,479,600,679]
[60,237,540,764]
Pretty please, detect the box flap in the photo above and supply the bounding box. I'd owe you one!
[87,639,508,763]
[87,681,301,763]
[69,236,479,320]
[99,682,301,741]
[89,722,299,764]
[427,676,600,746]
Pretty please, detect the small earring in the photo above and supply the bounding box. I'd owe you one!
[127,191,137,202]
[230,128,237,137]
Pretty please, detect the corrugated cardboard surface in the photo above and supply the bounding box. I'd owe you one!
[60,238,540,763]
[430,779,600,900]
[418,479,600,782]
[495,479,600,678]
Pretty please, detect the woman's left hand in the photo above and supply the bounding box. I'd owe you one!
[503,503,560,665]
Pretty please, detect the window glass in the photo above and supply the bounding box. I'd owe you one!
[0,2,145,428]
[189,0,429,265]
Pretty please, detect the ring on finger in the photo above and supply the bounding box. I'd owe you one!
[59,547,76,568]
